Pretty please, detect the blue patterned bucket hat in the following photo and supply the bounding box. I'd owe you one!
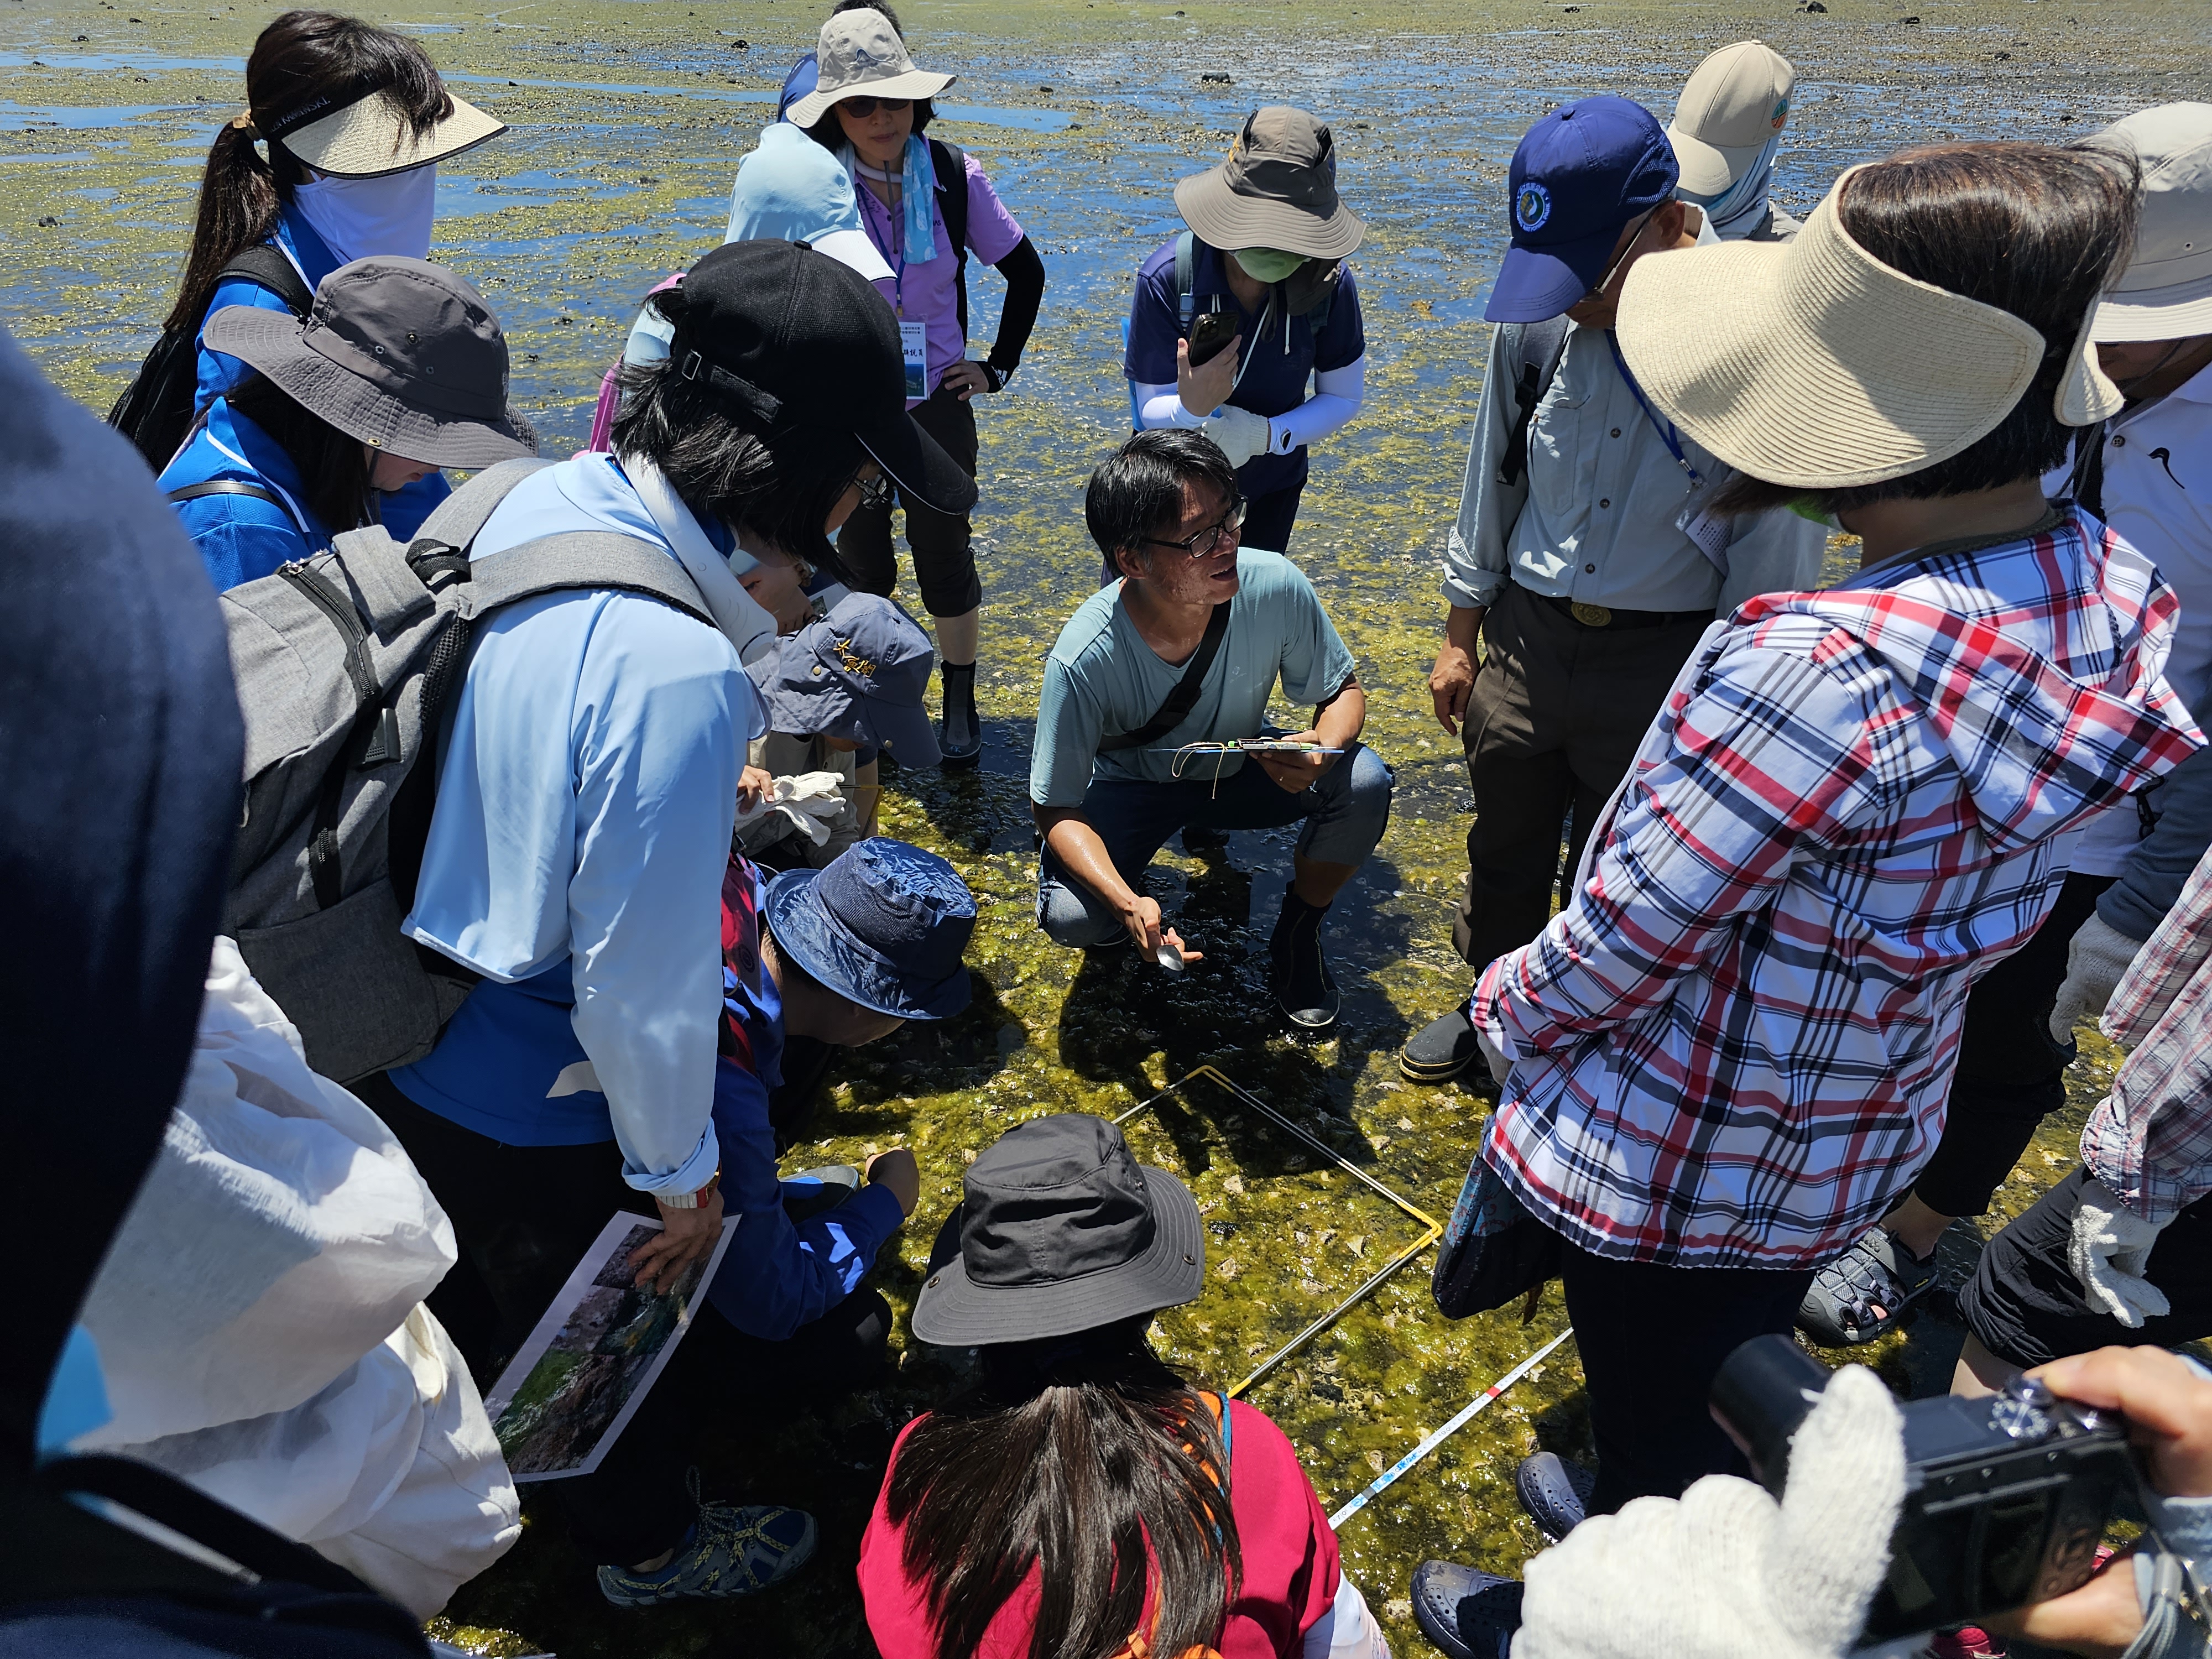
[764,837,975,1020]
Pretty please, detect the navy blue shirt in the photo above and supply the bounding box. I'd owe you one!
[1124,236,1366,498]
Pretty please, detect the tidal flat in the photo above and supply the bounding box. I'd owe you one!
[4,0,2203,1650]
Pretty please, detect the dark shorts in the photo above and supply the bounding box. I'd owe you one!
[1958,1165,2212,1369]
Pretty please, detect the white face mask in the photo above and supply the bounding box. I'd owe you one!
[290,163,438,267]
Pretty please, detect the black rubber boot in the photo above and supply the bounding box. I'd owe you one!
[1269,884,1340,1032]
[938,661,980,769]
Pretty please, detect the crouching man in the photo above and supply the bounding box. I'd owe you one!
[1030,429,1392,1031]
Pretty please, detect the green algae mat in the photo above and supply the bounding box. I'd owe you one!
[4,0,2203,1650]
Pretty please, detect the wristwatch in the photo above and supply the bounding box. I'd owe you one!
[659,1173,719,1210]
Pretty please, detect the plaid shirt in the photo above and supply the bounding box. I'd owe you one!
[1470,507,2200,1267]
[2082,839,2212,1223]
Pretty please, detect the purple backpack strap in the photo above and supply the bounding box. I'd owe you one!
[584,272,686,453]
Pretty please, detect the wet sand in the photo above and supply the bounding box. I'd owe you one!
[3,0,2203,1651]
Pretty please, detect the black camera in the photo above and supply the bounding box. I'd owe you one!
[1711,1334,2137,1644]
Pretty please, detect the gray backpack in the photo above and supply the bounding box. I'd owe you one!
[220,456,719,1083]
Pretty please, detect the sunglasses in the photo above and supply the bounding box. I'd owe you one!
[1143,495,1246,560]
[839,95,912,118]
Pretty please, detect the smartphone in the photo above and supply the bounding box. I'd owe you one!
[1187,309,1240,368]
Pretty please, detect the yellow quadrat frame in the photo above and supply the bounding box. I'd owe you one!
[1114,1065,1442,1399]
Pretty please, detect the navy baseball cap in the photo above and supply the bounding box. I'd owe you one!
[1489,95,1680,324]
[778,51,820,123]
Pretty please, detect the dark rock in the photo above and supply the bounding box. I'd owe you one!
[1804,2,1826,11]
[1200,70,1233,82]
[1038,82,1053,91]
[733,36,747,46]
[71,32,86,39]
[36,215,58,227]
[1993,49,2010,58]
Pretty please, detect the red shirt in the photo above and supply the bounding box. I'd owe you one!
[858,1397,1340,1659]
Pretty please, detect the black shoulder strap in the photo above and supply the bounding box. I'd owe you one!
[1173,230,1198,331]
[167,479,284,508]
[1098,601,1232,752]
[930,137,972,340]
[1498,316,1571,488]
[2068,423,2109,520]
[211,242,314,318]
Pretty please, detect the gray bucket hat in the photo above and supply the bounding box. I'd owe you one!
[912,1113,1204,1348]
[1173,106,1367,261]
[783,8,955,129]
[204,255,537,468]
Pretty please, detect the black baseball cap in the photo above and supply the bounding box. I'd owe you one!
[667,238,978,516]
[1490,95,1680,323]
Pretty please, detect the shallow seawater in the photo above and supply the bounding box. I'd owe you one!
[4,0,2202,1652]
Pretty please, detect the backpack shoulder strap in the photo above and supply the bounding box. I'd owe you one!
[1174,231,1198,331]
[1097,599,1232,752]
[930,137,972,340]
[1496,316,1571,488]
[167,479,284,508]
[461,530,715,629]
[407,456,558,552]
[212,243,313,317]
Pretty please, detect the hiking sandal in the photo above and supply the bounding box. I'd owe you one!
[1797,1227,1938,1347]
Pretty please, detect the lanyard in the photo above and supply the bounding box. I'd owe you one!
[1606,331,1702,488]
[858,177,908,316]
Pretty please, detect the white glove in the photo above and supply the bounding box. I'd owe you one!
[2069,1175,2173,1328]
[1201,405,1272,468]
[733,771,847,846]
[2048,912,2143,1045]
[1517,1366,1905,1659]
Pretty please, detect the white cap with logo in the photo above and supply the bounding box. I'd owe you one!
[1667,40,1796,197]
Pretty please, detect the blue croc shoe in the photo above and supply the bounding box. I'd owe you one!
[1514,1451,1596,1541]
[596,1479,817,1607]
[1412,1561,1523,1659]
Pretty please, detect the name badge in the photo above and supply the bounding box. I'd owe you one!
[1676,466,1739,576]
[899,319,928,400]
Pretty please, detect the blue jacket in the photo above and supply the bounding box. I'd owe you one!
[192,204,450,541]
[155,397,332,591]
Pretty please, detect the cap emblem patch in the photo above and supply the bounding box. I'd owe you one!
[1771,97,1790,129]
[1515,181,1552,233]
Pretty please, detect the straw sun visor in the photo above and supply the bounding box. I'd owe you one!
[280,89,505,179]
[1615,167,2125,491]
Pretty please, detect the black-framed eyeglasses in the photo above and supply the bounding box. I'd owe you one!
[841,95,912,118]
[1582,208,1657,304]
[1142,495,1246,559]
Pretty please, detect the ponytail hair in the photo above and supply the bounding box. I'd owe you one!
[885,1319,1241,1659]
[166,10,453,332]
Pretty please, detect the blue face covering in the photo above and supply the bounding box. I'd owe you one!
[845,132,941,267]
[1682,132,1782,241]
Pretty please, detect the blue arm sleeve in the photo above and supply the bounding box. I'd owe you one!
[2101,742,2212,941]
[194,278,294,415]
[703,1056,905,1340]
[178,500,314,592]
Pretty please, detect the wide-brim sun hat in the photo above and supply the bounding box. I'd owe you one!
[764,837,974,1021]
[2085,101,2212,342]
[205,255,536,469]
[1613,165,2125,491]
[911,1113,1205,1348]
[1173,106,1366,262]
[263,85,505,180]
[783,8,955,129]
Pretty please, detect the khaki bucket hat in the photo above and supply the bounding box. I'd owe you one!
[783,8,955,129]
[1667,41,1795,197]
[1173,106,1366,261]
[259,81,504,180]
[205,256,536,468]
[1614,166,2124,491]
[2085,102,2212,342]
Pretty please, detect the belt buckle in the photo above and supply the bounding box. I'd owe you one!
[1570,601,1613,628]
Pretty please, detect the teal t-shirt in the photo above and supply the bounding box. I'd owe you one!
[1029,550,1356,806]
